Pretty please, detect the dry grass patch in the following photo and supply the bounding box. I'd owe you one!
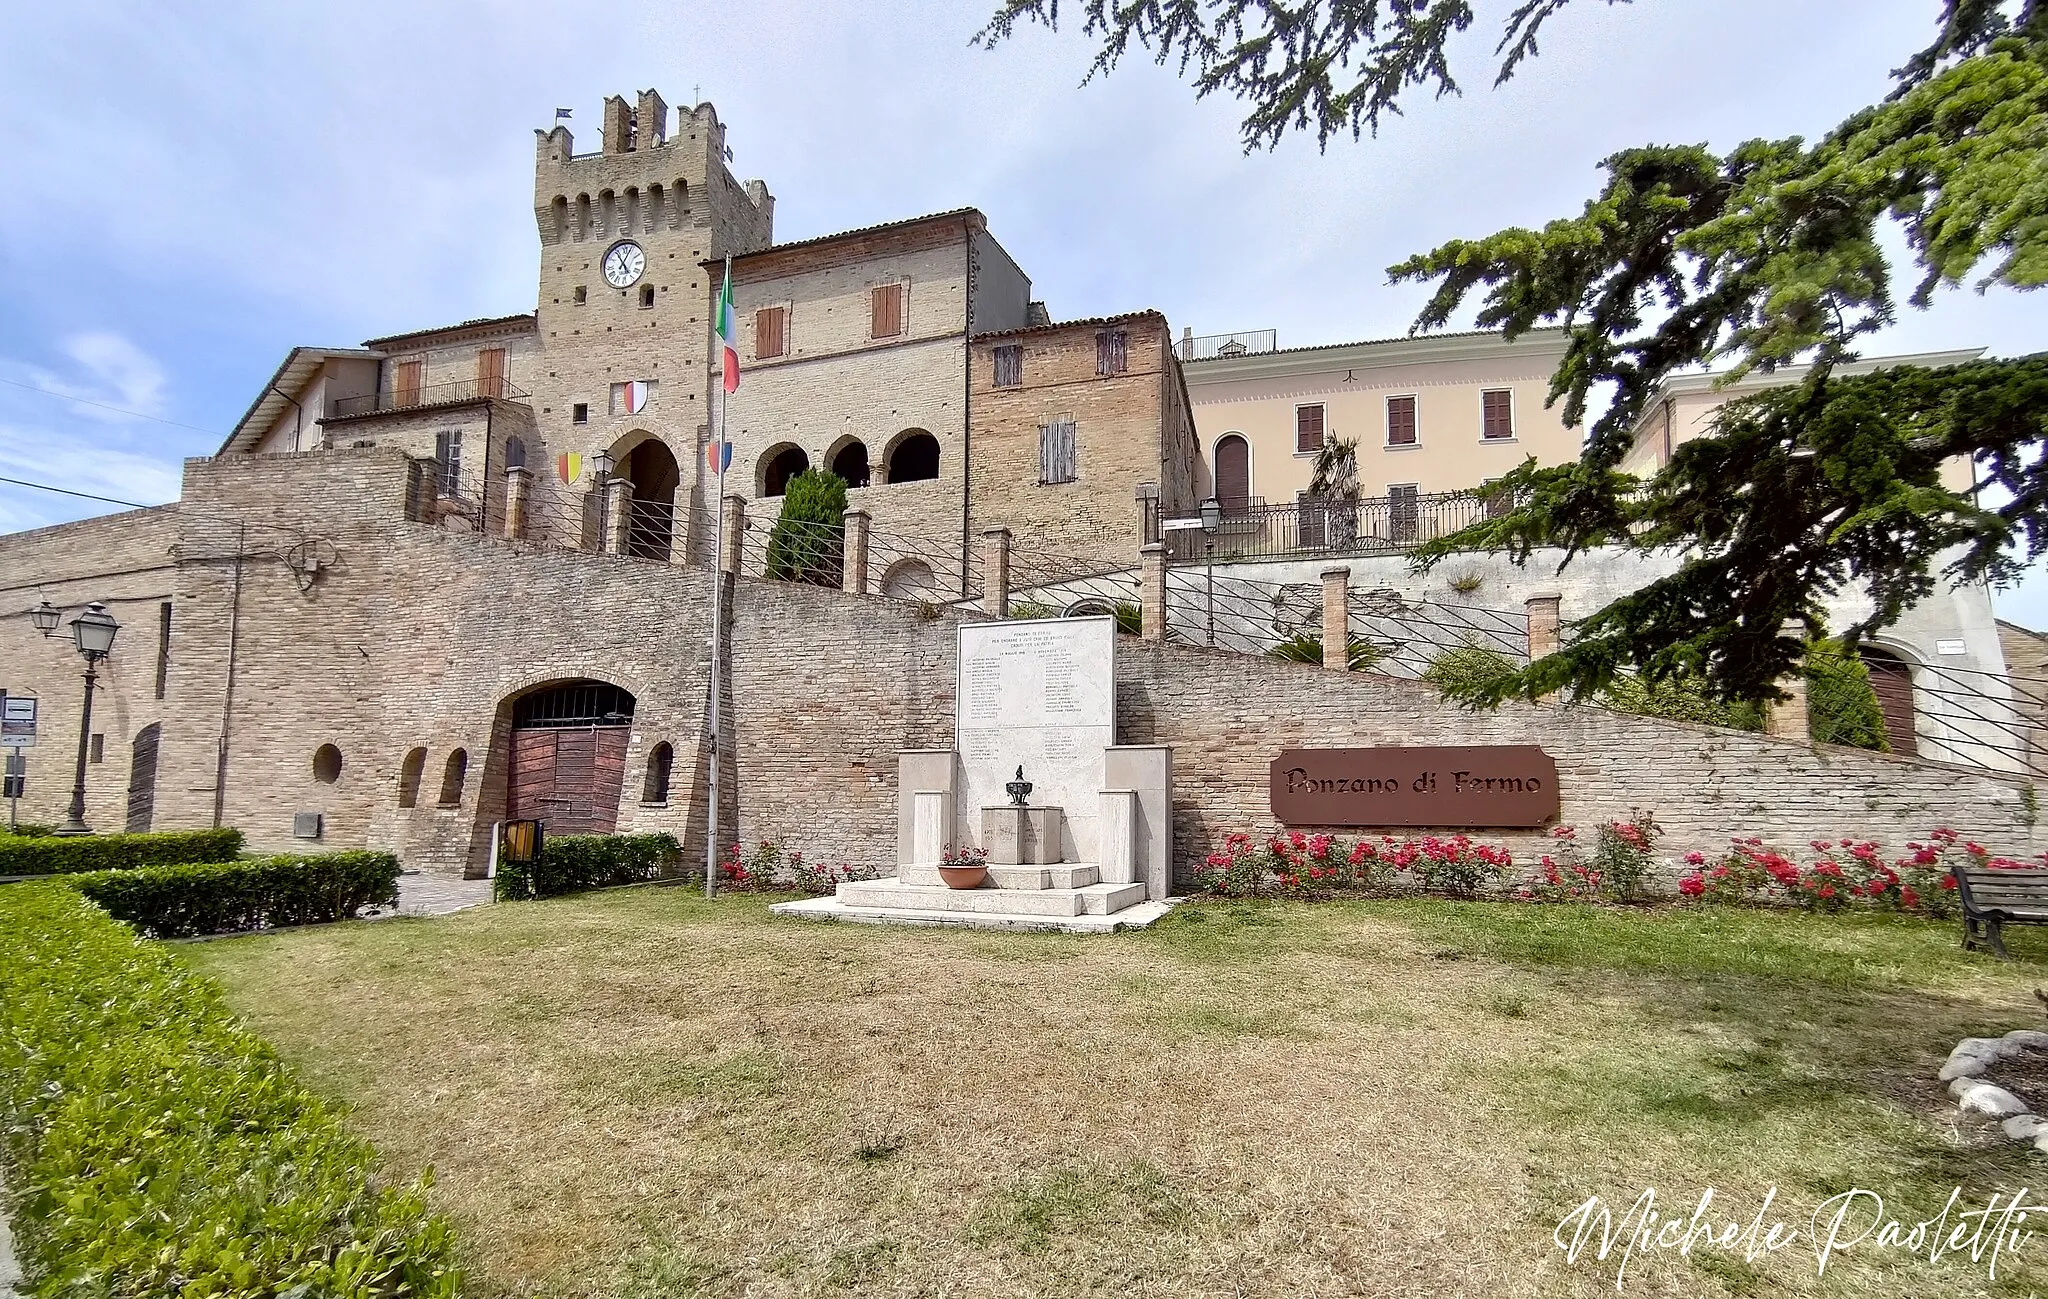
[186,891,2048,1297]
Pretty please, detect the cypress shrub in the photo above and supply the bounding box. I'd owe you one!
[70,851,401,939]
[0,826,244,877]
[495,831,684,901]
[0,882,460,1296]
[1806,640,1891,750]
[764,469,848,585]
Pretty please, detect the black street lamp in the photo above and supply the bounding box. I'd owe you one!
[1199,497,1222,648]
[52,601,119,837]
[29,600,59,636]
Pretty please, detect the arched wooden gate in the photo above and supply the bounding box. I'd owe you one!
[505,681,635,835]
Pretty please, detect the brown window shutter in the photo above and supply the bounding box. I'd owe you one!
[1297,405,1325,453]
[395,360,422,407]
[1388,396,1416,446]
[1482,389,1512,439]
[755,306,785,359]
[1215,436,1250,510]
[871,284,903,338]
[476,348,506,398]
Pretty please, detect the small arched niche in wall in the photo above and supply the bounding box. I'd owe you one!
[397,747,426,808]
[438,749,469,806]
[312,744,343,785]
[643,741,674,804]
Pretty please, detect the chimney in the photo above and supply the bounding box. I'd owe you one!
[602,95,631,154]
[1181,326,1193,360]
[636,89,668,147]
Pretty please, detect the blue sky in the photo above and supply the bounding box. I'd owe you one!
[2,0,2042,617]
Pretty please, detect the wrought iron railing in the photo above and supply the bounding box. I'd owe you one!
[328,377,530,419]
[1160,492,1498,561]
[1178,329,1279,361]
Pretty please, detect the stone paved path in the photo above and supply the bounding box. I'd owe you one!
[393,872,494,918]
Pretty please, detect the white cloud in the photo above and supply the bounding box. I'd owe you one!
[1,332,170,424]
[0,418,182,533]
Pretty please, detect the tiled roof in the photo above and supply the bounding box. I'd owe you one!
[971,310,1166,341]
[362,313,537,350]
[701,208,981,270]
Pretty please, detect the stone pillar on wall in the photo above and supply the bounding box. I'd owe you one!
[981,527,1012,618]
[1140,543,1168,641]
[720,494,746,576]
[1321,567,1351,671]
[1525,593,1562,659]
[843,509,871,595]
[1765,621,1812,742]
[502,466,532,542]
[606,477,634,554]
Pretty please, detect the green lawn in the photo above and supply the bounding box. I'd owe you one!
[187,892,2048,1297]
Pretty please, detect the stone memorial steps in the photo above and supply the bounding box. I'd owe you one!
[986,864,1098,889]
[770,888,1174,934]
[834,875,1145,918]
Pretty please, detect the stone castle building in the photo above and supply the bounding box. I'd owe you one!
[2,89,2040,883]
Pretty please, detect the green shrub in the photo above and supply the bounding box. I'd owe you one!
[1268,631,1385,671]
[764,469,847,585]
[0,822,54,838]
[1421,643,1521,696]
[1806,640,1890,750]
[70,851,400,939]
[0,882,460,1297]
[0,826,243,877]
[1602,672,1765,731]
[496,831,684,901]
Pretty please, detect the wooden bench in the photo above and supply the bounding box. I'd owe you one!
[1955,866,2048,958]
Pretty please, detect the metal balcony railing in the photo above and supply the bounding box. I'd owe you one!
[1178,329,1279,362]
[1159,491,1502,561]
[328,377,530,419]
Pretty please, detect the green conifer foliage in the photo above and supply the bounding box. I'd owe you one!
[764,470,848,586]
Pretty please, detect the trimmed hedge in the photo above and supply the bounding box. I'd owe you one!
[496,831,684,901]
[0,826,244,877]
[69,851,401,939]
[0,882,460,1296]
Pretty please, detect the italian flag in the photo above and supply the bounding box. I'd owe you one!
[717,259,739,394]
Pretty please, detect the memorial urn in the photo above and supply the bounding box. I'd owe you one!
[937,844,990,889]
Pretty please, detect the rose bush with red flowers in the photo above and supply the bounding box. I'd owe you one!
[1670,827,2044,917]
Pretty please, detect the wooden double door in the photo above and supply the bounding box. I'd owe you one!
[507,725,629,835]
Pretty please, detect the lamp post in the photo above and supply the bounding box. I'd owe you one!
[30,600,59,636]
[590,448,616,554]
[52,601,119,837]
[1199,497,1222,648]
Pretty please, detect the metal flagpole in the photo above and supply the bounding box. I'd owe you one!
[706,256,732,898]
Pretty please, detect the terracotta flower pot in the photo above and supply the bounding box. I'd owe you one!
[937,864,988,890]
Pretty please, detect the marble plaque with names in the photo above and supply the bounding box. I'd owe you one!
[955,617,1116,863]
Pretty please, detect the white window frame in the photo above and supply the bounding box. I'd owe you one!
[1384,392,1421,450]
[1292,402,1327,458]
[1479,387,1517,442]
[1212,431,1254,501]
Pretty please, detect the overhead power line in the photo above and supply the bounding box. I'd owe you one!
[0,374,223,437]
[0,475,155,510]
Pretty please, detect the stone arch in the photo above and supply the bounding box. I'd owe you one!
[497,679,638,838]
[646,183,664,232]
[574,193,591,241]
[1214,432,1252,510]
[439,748,469,806]
[622,186,640,235]
[611,432,680,561]
[759,443,810,498]
[549,195,568,244]
[598,189,616,236]
[1859,642,1921,758]
[826,434,871,488]
[673,178,690,226]
[882,428,939,484]
[880,558,938,601]
[643,741,674,804]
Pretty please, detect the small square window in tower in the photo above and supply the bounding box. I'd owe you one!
[1096,330,1128,376]
[434,429,463,496]
[1039,419,1077,485]
[572,285,588,305]
[572,403,589,425]
[1296,404,1325,453]
[1481,389,1515,439]
[870,283,905,339]
[992,344,1022,388]
[755,305,786,360]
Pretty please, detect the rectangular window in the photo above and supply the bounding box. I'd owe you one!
[755,305,786,359]
[477,348,507,399]
[434,428,462,495]
[1386,394,1418,446]
[89,734,104,764]
[992,344,1023,388]
[1389,483,1420,542]
[154,601,171,700]
[572,402,589,424]
[572,285,588,305]
[1296,492,1326,549]
[1096,330,1128,376]
[870,282,905,339]
[1039,419,1077,485]
[1296,404,1326,453]
[394,360,422,408]
[1481,388,1514,439]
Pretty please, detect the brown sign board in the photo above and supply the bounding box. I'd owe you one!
[1269,746,1560,829]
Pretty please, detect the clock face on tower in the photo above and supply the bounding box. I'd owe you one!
[602,241,646,289]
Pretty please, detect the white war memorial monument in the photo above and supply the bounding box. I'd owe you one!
[774,616,1175,931]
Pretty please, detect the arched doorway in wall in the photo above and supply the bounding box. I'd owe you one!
[1214,434,1251,513]
[884,430,939,483]
[829,437,871,488]
[1861,648,1920,757]
[620,435,680,561]
[760,444,809,497]
[125,723,161,833]
[504,680,637,835]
